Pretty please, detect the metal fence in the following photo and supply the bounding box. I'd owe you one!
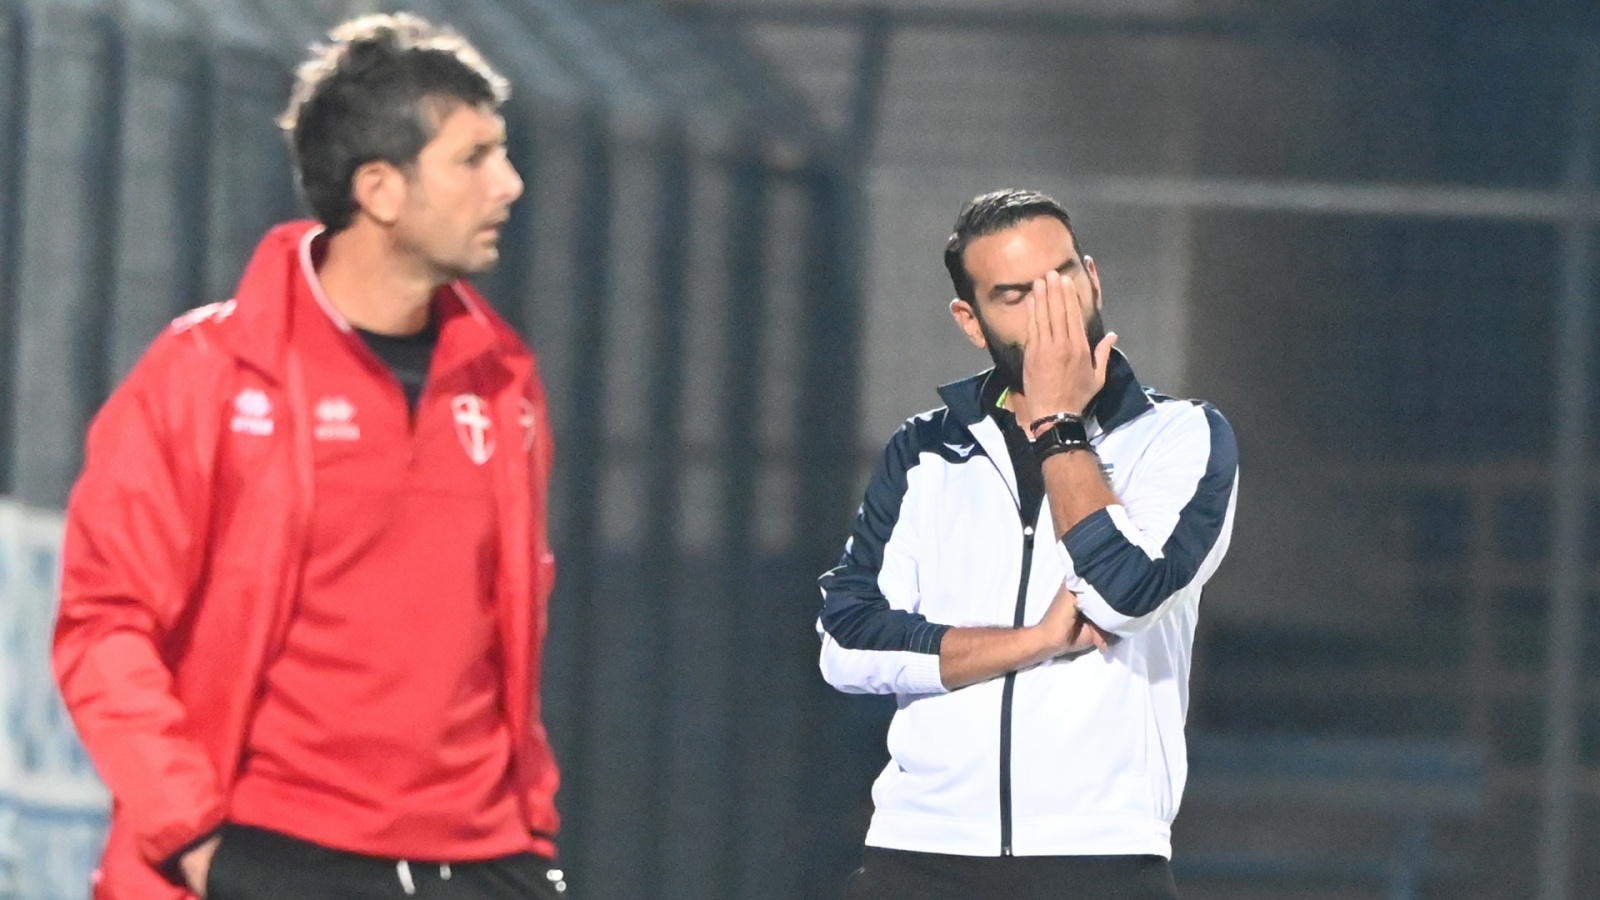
[0,1,875,898]
[15,1,1600,898]
[0,501,107,899]
[681,4,1600,898]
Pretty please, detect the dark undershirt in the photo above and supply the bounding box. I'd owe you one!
[982,375,1046,528]
[356,318,439,412]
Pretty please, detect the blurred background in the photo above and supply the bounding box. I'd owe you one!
[1,0,1598,897]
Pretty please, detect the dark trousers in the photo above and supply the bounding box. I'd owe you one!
[844,847,1179,900]
[204,824,568,900]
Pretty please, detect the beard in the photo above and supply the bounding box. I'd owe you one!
[975,297,1106,398]
[979,317,1027,396]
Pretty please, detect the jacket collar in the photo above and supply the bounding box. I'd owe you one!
[1087,348,1156,432]
[217,220,527,382]
[937,370,995,429]
[936,348,1155,435]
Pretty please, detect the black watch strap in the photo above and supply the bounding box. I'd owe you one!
[1032,417,1092,460]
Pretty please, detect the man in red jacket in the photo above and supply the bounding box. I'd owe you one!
[52,13,566,900]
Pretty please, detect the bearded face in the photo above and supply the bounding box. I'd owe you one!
[973,288,1105,397]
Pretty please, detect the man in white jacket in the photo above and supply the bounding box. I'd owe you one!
[819,190,1238,899]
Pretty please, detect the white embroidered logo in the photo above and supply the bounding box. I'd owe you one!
[451,394,496,465]
[314,396,360,442]
[943,441,977,458]
[520,398,537,453]
[231,388,274,436]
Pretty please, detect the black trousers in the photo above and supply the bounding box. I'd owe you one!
[844,847,1179,900]
[204,824,568,900]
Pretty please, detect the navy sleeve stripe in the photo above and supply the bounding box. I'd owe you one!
[1064,404,1237,619]
[818,417,951,655]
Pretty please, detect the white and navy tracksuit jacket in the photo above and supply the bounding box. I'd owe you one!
[817,352,1238,859]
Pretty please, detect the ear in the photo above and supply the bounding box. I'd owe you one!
[351,160,409,226]
[1083,255,1103,309]
[950,298,988,350]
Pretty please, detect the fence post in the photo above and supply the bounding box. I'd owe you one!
[1537,40,1600,900]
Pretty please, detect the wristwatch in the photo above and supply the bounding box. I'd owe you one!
[1031,415,1092,461]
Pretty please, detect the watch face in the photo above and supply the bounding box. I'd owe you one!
[1055,419,1088,444]
[1033,419,1089,457]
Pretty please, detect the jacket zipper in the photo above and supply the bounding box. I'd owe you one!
[999,522,1035,856]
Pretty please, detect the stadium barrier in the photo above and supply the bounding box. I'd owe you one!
[1176,734,1486,900]
[0,500,107,899]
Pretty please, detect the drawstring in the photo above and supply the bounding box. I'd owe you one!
[395,859,456,891]
[397,859,557,893]
[396,860,416,895]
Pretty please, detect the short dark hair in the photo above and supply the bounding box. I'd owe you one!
[278,13,510,232]
[943,189,1082,305]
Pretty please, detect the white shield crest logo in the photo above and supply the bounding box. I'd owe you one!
[452,394,496,465]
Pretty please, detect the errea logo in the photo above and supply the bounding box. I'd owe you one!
[314,396,360,442]
[231,389,274,436]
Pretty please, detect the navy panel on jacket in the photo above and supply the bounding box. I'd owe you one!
[818,411,986,654]
[1062,404,1237,619]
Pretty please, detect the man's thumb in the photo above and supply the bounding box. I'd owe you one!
[1096,332,1119,368]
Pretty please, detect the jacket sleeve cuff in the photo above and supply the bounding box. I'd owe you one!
[902,647,950,694]
[1054,515,1142,634]
[1056,506,1158,630]
[1071,583,1137,634]
[155,816,227,887]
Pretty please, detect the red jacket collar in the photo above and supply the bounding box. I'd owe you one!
[220,220,530,382]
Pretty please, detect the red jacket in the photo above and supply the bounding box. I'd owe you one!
[52,221,560,899]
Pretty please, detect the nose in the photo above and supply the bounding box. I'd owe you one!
[497,154,524,205]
